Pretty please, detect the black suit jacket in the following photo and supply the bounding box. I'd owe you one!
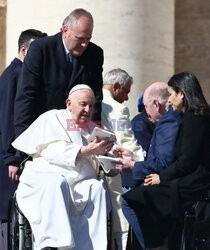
[0,58,22,219]
[14,32,104,136]
[160,111,210,184]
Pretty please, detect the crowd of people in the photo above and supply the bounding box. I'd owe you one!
[0,7,210,250]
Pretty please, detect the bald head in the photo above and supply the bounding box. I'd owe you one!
[143,82,169,125]
[144,82,168,102]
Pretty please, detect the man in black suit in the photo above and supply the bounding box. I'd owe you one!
[14,8,104,137]
[0,29,47,250]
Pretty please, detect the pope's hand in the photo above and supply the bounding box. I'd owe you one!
[79,137,114,156]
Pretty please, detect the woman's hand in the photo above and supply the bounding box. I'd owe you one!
[144,174,160,186]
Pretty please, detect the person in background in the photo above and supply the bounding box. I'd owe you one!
[101,68,145,250]
[14,8,104,138]
[131,94,155,152]
[0,29,47,250]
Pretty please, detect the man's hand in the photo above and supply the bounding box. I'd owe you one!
[113,147,133,160]
[144,174,160,186]
[114,157,135,173]
[112,147,135,173]
[9,165,19,182]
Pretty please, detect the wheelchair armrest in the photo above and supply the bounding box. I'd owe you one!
[16,156,32,176]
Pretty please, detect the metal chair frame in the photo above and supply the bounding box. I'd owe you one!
[8,194,34,250]
[8,170,114,250]
[180,207,210,250]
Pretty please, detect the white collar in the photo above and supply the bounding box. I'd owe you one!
[62,38,73,62]
[102,88,114,99]
[16,56,23,62]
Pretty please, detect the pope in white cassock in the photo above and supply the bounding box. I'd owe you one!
[12,84,114,250]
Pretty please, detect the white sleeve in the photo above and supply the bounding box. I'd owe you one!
[40,140,81,167]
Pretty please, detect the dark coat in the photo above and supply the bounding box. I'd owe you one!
[122,107,180,187]
[0,58,22,219]
[121,108,154,187]
[123,111,210,248]
[132,107,180,185]
[14,32,103,136]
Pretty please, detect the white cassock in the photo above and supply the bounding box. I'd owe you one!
[101,89,145,243]
[12,109,109,250]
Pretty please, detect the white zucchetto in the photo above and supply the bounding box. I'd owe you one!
[68,84,93,97]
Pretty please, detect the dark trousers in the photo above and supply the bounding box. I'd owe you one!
[0,221,8,250]
[122,199,145,250]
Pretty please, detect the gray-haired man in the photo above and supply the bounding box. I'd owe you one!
[101,68,145,250]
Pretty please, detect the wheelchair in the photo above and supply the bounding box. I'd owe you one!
[8,193,34,250]
[8,169,114,250]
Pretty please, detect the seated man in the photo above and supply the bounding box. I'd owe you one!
[131,82,180,185]
[115,82,180,249]
[126,94,155,250]
[12,84,114,250]
[120,82,180,188]
[101,68,145,250]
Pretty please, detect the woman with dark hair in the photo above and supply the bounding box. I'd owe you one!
[168,72,210,116]
[120,72,210,249]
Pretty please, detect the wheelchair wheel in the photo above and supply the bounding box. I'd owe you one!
[181,213,210,250]
[8,195,33,250]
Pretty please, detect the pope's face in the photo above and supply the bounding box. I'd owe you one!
[63,16,93,57]
[66,89,95,127]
